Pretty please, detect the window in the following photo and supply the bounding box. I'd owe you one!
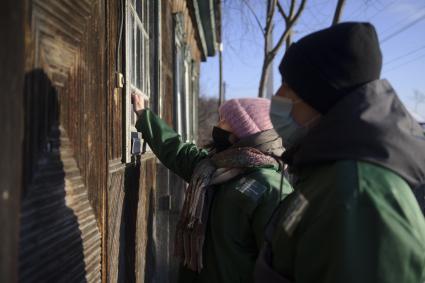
[128,0,150,99]
[173,13,197,143]
[124,0,153,162]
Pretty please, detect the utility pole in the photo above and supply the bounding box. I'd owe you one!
[218,0,224,106]
[218,42,224,106]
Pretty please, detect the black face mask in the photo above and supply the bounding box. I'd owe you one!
[212,126,233,151]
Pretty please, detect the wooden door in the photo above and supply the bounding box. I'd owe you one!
[17,0,106,281]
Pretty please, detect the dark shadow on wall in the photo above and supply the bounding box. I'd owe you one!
[18,69,87,282]
[119,163,141,283]
[120,164,157,283]
[144,187,157,283]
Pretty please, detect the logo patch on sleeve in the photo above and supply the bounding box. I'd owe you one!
[235,177,267,202]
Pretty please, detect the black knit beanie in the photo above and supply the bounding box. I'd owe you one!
[279,22,382,114]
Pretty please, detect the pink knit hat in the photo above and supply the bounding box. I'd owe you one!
[219,98,273,139]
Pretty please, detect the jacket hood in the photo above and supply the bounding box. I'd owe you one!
[283,79,425,189]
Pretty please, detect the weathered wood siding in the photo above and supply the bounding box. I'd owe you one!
[19,126,101,282]
[161,0,175,125]
[18,0,105,281]
[107,160,126,283]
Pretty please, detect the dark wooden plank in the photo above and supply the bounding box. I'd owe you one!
[161,0,174,125]
[0,1,25,281]
[107,159,126,283]
[136,158,157,283]
[106,0,124,161]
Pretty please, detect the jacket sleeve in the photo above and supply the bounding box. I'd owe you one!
[135,109,208,182]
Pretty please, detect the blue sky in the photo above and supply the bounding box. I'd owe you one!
[200,0,425,119]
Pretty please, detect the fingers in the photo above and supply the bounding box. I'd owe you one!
[131,91,145,113]
[131,92,139,104]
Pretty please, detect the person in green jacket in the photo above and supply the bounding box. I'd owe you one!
[254,22,425,283]
[132,95,293,283]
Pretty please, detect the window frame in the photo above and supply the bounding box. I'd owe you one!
[124,0,153,162]
[173,13,185,140]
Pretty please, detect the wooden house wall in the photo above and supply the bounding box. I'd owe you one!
[1,0,207,282]
[18,0,105,281]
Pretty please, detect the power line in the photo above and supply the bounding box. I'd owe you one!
[346,1,366,20]
[383,52,425,73]
[366,0,397,21]
[384,44,425,65]
[380,12,425,44]
[379,5,425,35]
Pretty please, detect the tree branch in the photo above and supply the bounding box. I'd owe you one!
[276,1,288,21]
[332,0,346,25]
[265,0,277,38]
[288,0,296,19]
[270,0,307,56]
[241,0,265,35]
[286,30,292,51]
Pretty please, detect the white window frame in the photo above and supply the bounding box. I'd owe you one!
[174,13,185,141]
[191,60,199,144]
[124,0,151,162]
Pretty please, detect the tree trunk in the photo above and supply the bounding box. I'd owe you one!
[218,43,224,106]
[285,29,292,51]
[332,0,346,26]
[258,57,271,98]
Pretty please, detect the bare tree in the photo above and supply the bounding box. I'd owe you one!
[232,0,347,98]
[224,0,346,97]
[258,0,307,98]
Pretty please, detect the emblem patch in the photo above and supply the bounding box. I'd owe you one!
[236,177,267,202]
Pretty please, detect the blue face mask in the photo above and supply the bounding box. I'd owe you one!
[270,95,309,149]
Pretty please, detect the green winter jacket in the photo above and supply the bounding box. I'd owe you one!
[257,80,425,283]
[136,109,293,283]
[269,161,425,283]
